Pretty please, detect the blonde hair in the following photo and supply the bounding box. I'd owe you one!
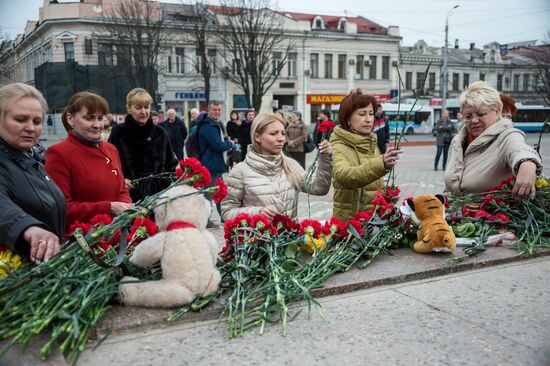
[459,81,503,114]
[0,83,48,120]
[251,113,302,189]
[126,88,153,107]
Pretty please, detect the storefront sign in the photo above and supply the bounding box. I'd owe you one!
[429,98,443,106]
[165,91,206,101]
[307,94,391,104]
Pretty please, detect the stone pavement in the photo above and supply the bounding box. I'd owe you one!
[76,256,550,366]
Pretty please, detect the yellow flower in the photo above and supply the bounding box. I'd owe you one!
[300,234,327,254]
[535,178,549,189]
[0,249,23,279]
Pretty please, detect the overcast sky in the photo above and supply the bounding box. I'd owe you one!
[1,0,549,47]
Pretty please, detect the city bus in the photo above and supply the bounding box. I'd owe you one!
[513,104,550,133]
[381,103,434,134]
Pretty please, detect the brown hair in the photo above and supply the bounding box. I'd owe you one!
[61,91,109,132]
[338,89,378,131]
[500,94,517,116]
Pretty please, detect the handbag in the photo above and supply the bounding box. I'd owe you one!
[303,133,315,153]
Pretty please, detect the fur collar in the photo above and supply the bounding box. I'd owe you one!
[124,114,154,138]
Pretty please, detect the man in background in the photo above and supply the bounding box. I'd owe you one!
[160,108,188,161]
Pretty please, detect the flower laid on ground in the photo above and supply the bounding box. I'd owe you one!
[127,217,159,249]
[535,177,549,189]
[272,213,299,234]
[0,246,23,279]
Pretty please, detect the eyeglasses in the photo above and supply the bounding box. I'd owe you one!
[463,111,492,122]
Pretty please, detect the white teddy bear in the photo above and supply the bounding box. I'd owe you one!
[118,184,221,308]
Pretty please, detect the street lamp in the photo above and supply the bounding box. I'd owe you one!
[442,4,459,109]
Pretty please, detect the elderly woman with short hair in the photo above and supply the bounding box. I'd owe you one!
[444,81,542,198]
[0,83,66,264]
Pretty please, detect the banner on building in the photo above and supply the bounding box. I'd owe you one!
[306,94,391,104]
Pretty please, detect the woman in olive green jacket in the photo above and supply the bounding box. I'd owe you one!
[331,91,402,221]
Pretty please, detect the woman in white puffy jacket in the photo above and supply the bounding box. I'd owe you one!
[221,113,332,220]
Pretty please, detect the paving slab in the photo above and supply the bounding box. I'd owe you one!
[78,258,550,366]
[93,246,550,339]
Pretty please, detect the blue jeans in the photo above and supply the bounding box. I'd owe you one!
[434,145,450,170]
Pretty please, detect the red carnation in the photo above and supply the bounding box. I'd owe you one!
[175,168,184,179]
[127,217,158,247]
[322,217,348,239]
[211,178,228,203]
[90,214,113,226]
[180,157,203,174]
[192,166,212,188]
[317,121,337,134]
[70,221,91,236]
[347,219,364,236]
[354,210,374,222]
[299,219,322,238]
[273,213,299,234]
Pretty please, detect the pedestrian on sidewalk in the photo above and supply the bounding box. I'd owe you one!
[161,108,188,161]
[198,101,233,226]
[222,113,332,221]
[45,91,132,234]
[433,109,455,171]
[331,90,401,221]
[285,111,309,169]
[239,109,256,160]
[109,88,177,202]
[373,104,390,154]
[226,110,242,169]
[444,82,542,198]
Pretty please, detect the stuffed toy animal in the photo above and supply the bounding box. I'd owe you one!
[405,194,456,254]
[118,185,221,308]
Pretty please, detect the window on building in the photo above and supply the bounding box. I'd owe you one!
[166,49,172,73]
[208,49,217,74]
[324,54,333,79]
[314,16,324,29]
[356,55,364,79]
[337,54,345,79]
[463,73,470,89]
[369,56,377,79]
[272,52,282,75]
[428,72,436,90]
[310,53,318,78]
[382,56,390,80]
[98,43,113,66]
[287,52,297,77]
[523,74,530,91]
[134,47,150,67]
[405,72,412,90]
[64,42,74,62]
[513,74,520,91]
[338,18,346,31]
[497,74,503,91]
[195,49,202,73]
[116,44,131,66]
[175,47,184,74]
[480,72,486,81]
[233,58,241,75]
[416,72,425,92]
[452,73,459,91]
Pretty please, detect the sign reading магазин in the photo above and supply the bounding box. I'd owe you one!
[306,94,391,104]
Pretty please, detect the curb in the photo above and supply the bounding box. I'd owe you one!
[94,247,550,338]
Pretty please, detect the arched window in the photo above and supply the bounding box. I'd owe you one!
[313,16,324,30]
[337,17,347,30]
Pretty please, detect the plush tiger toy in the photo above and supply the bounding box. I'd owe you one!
[405,194,456,254]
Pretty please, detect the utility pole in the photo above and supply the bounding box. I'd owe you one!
[442,4,459,109]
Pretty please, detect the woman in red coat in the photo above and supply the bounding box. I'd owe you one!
[45,92,132,233]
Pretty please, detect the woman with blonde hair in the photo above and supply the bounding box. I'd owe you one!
[109,88,177,202]
[221,112,332,220]
[0,83,66,264]
[445,81,542,198]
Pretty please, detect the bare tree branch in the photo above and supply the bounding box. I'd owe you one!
[103,0,170,107]
[215,0,293,111]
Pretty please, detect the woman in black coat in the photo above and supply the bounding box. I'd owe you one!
[0,83,66,264]
[109,88,178,202]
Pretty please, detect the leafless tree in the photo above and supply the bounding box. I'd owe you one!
[174,1,217,105]
[215,0,293,111]
[103,0,170,105]
[533,33,550,106]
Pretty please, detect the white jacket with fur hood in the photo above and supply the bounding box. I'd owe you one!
[221,146,332,220]
[444,118,542,196]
